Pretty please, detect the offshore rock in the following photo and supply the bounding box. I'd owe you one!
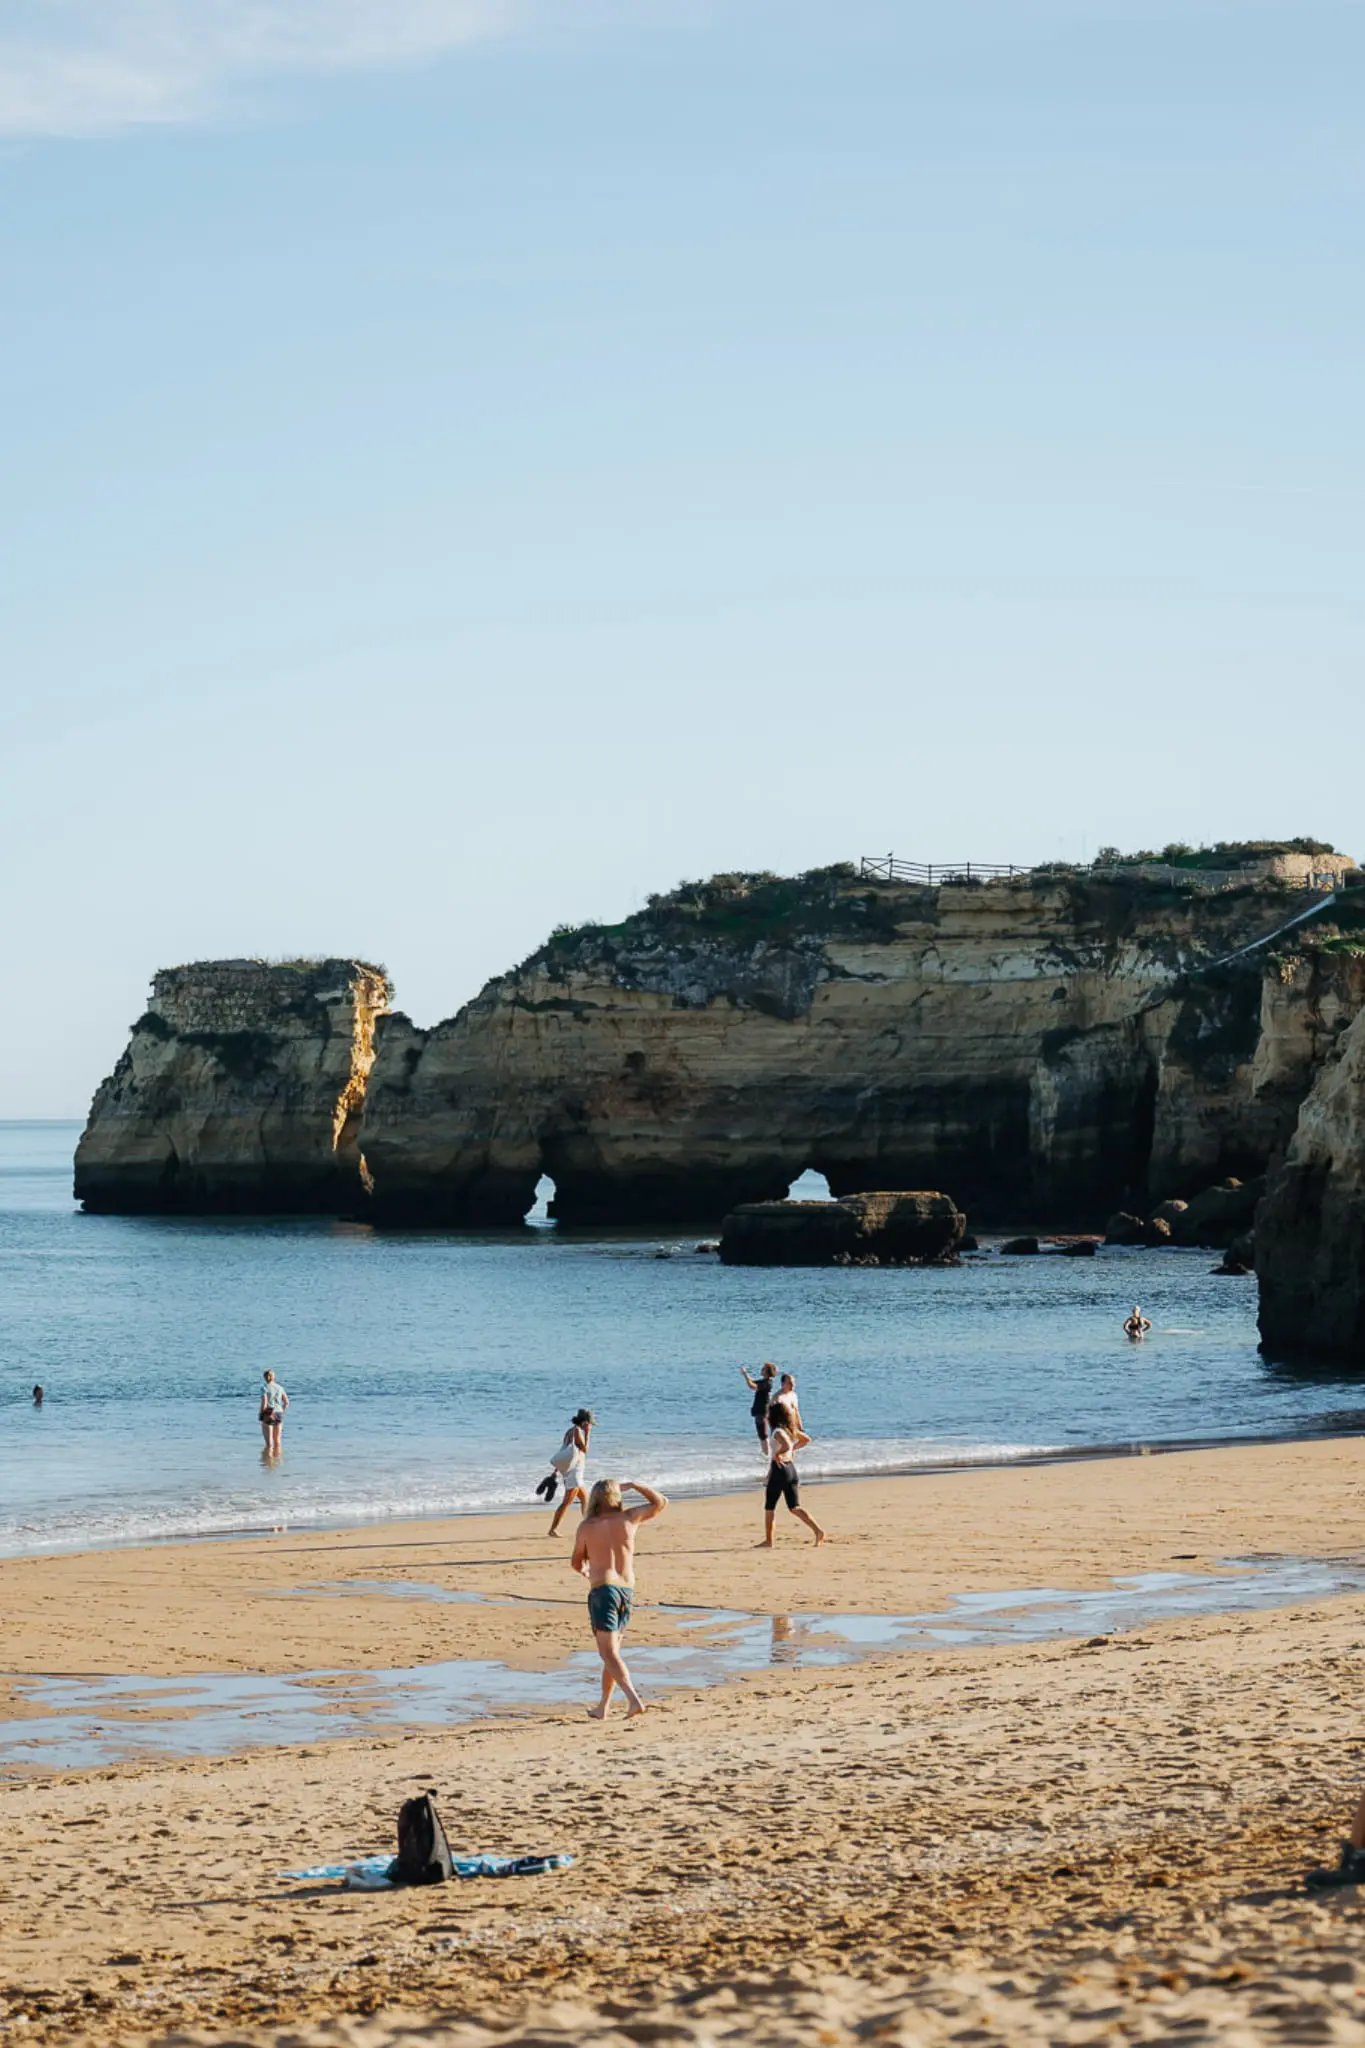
[719,1192,964,1267]
[1169,1176,1263,1248]
[75,960,391,1214]
[361,869,1359,1228]
[1257,1008,1365,1360]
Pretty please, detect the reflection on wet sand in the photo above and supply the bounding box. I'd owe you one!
[7,1553,1365,1773]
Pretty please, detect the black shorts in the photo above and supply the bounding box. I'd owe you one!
[765,1462,799,1513]
[753,1413,769,1442]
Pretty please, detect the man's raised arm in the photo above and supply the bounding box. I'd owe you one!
[624,1481,668,1523]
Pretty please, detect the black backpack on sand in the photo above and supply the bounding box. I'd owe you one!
[388,1793,454,1886]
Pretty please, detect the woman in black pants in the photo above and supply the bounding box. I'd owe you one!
[760,1418,826,1548]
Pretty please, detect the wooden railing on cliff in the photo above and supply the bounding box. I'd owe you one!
[858,855,1341,893]
[858,856,1027,885]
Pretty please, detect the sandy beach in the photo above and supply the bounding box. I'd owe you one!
[5,1438,1365,2046]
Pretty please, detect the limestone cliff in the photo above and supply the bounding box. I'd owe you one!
[1256,1005,1365,1360]
[75,960,391,1214]
[358,870,1362,1227]
[1140,945,1365,1197]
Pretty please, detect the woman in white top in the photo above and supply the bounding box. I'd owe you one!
[548,1408,594,1538]
[259,1370,288,1455]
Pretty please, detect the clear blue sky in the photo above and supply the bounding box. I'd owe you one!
[2,0,1361,1115]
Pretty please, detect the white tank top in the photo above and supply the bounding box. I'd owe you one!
[551,1429,586,1483]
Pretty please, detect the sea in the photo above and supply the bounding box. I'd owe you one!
[1,1121,1362,1560]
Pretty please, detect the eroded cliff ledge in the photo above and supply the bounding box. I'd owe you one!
[77,870,1365,1226]
[1257,1004,1365,1360]
[75,960,391,1214]
[357,868,1365,1227]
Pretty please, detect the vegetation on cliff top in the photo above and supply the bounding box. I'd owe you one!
[1094,838,1338,869]
[521,850,1347,978]
[523,865,907,973]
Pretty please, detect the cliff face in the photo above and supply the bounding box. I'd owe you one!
[78,875,1364,1227]
[358,871,1356,1227]
[1140,947,1365,1199]
[75,960,391,1214]
[1257,1005,1365,1360]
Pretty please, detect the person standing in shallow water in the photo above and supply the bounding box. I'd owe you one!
[259,1370,288,1454]
[768,1370,803,1439]
[740,1362,778,1455]
[1124,1305,1152,1340]
[571,1477,668,1719]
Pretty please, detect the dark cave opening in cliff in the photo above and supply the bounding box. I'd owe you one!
[525,1174,557,1227]
[787,1168,834,1202]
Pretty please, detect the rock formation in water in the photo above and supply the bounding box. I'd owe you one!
[358,868,1365,1227]
[77,866,1365,1227]
[75,960,391,1213]
[719,1191,965,1267]
[1256,1006,1365,1360]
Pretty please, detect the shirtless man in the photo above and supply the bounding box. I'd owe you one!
[571,1477,669,1719]
[768,1371,803,1438]
[761,1418,825,1548]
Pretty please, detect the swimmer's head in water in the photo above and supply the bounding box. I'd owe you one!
[585,1478,623,1519]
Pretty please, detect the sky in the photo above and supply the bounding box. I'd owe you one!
[1,0,1362,1115]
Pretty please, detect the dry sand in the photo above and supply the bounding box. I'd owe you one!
[4,1438,1365,2046]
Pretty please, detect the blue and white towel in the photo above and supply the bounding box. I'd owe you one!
[285,1851,573,1891]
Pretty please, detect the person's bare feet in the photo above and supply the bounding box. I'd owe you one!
[625,1702,647,1719]
[586,1703,608,1720]
[755,1538,774,1548]
[812,1530,826,1545]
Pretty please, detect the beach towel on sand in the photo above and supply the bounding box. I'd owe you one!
[286,1852,573,1892]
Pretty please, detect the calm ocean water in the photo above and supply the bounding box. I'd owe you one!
[1,1122,1361,1558]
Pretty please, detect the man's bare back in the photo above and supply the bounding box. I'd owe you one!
[571,1484,666,1586]
[570,1480,668,1720]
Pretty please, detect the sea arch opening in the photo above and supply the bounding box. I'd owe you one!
[525,1173,557,1228]
[786,1167,834,1202]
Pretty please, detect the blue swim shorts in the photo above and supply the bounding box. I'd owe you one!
[587,1584,633,1635]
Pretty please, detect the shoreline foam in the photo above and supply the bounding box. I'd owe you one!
[7,1412,1365,1562]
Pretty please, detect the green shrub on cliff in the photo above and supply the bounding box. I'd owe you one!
[523,864,899,973]
[1309,894,1365,955]
[1101,838,1338,870]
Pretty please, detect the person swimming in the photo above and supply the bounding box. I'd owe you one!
[1124,1305,1152,1340]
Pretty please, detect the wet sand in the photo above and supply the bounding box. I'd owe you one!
[4,1437,1365,2045]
